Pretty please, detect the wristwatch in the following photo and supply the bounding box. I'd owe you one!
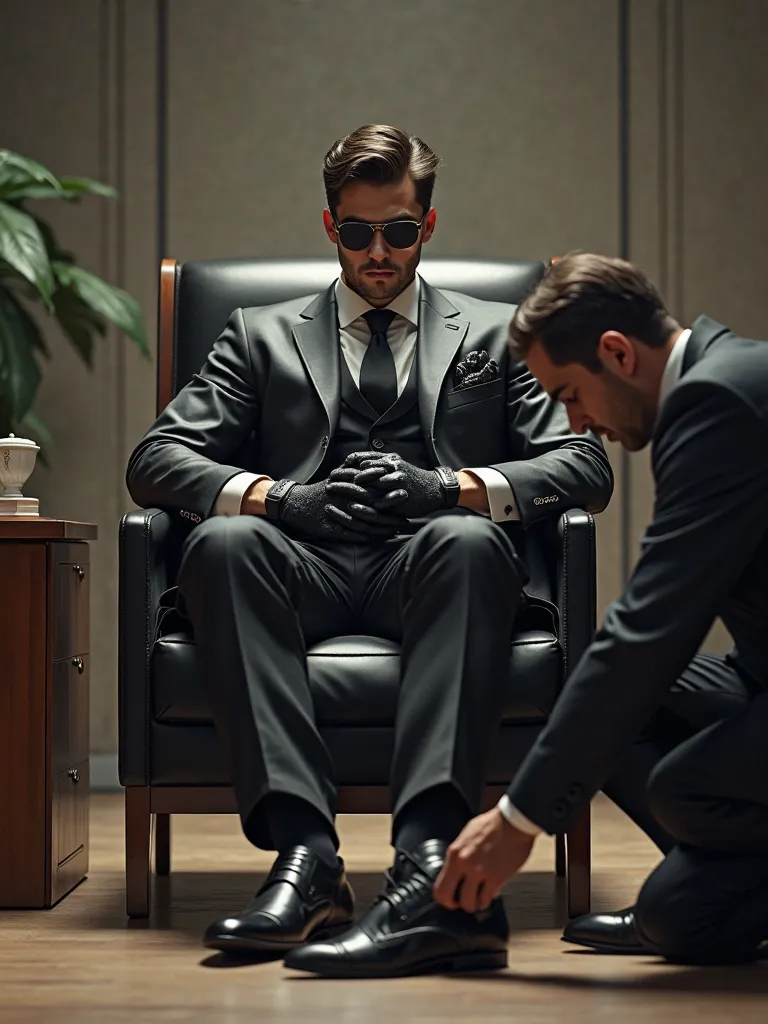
[434,465,461,508]
[264,478,297,520]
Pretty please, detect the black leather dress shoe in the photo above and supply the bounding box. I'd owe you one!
[283,839,509,978]
[562,906,645,954]
[203,846,354,953]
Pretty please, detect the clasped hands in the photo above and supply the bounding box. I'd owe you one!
[276,451,452,541]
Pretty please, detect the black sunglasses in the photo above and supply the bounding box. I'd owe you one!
[334,217,425,251]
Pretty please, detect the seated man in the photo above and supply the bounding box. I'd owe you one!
[126,124,612,977]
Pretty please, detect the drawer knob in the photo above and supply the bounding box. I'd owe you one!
[72,564,85,580]
[68,768,80,784]
[72,657,84,674]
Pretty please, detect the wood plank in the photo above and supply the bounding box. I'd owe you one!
[0,793,766,1023]
[157,259,177,413]
[125,787,152,918]
[0,519,98,541]
[0,542,48,908]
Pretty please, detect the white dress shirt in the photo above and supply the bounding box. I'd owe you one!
[497,326,693,836]
[658,328,691,406]
[213,274,521,519]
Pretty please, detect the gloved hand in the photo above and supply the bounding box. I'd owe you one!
[327,452,459,519]
[324,452,410,532]
[274,475,408,541]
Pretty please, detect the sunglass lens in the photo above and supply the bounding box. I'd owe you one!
[383,222,420,248]
[338,223,373,250]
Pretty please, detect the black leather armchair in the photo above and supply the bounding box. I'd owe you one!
[119,257,595,919]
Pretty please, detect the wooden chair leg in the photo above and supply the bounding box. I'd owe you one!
[155,813,171,876]
[565,804,591,919]
[126,787,152,918]
[555,834,566,877]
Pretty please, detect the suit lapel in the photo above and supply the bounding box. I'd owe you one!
[292,285,341,435]
[416,280,468,454]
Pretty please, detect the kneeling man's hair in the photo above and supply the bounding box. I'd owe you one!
[510,252,679,372]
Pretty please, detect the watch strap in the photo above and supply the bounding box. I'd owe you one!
[265,478,298,520]
[434,465,460,508]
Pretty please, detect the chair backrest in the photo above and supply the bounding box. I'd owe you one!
[158,256,546,413]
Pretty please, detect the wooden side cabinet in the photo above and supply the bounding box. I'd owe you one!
[0,519,97,908]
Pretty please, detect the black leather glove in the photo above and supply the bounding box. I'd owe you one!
[325,451,409,526]
[268,477,407,541]
[330,452,460,519]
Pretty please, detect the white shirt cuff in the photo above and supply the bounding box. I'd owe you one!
[461,467,520,522]
[213,472,270,516]
[497,795,543,836]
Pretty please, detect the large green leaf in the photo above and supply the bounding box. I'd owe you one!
[53,262,148,354]
[0,201,55,305]
[2,177,117,202]
[0,150,62,196]
[53,286,107,367]
[0,261,45,304]
[58,176,117,198]
[34,217,73,264]
[1,184,70,201]
[0,288,42,420]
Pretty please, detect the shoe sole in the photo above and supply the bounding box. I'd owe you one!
[286,948,508,978]
[204,919,353,955]
[561,936,646,956]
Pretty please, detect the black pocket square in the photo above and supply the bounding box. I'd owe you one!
[453,349,501,390]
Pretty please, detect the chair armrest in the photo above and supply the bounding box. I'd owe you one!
[556,508,596,679]
[118,508,175,786]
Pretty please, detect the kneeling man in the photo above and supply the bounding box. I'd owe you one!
[436,252,768,966]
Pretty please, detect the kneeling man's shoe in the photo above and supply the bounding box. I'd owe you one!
[562,906,645,954]
[204,846,354,954]
[283,838,509,978]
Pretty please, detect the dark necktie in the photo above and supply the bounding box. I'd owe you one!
[360,308,398,415]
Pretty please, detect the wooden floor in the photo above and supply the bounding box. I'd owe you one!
[1,794,766,1023]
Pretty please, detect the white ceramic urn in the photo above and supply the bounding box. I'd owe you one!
[0,433,40,516]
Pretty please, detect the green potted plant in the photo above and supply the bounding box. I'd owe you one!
[0,148,148,459]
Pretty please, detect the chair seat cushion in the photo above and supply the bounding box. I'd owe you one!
[151,629,562,727]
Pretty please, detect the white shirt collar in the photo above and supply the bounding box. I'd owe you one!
[659,327,692,406]
[335,273,421,330]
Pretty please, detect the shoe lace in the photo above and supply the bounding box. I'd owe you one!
[377,849,434,913]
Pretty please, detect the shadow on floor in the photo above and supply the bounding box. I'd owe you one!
[452,959,768,995]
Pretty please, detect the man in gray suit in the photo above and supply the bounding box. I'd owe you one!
[434,252,768,965]
[126,125,612,976]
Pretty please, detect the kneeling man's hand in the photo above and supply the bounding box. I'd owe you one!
[433,808,536,913]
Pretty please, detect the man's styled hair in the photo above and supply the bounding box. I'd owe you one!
[510,252,679,371]
[323,124,441,217]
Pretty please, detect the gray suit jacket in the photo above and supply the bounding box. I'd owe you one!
[126,278,612,603]
[506,316,768,833]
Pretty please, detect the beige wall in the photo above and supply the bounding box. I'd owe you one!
[0,0,766,768]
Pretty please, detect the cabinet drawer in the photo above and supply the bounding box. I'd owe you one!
[52,557,90,661]
[52,655,90,778]
[51,759,89,905]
